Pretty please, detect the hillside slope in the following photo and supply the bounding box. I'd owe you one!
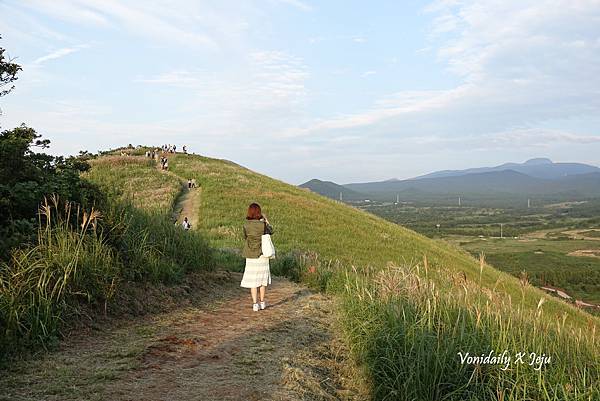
[0,154,366,400]
[168,152,599,399]
[169,153,597,327]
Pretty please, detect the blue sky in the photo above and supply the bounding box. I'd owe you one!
[1,0,599,184]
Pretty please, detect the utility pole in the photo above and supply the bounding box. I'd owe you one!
[500,223,504,239]
[396,193,399,204]
[340,192,343,201]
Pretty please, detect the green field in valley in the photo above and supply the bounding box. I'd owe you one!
[363,201,600,307]
[457,235,600,304]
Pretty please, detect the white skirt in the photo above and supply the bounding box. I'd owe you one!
[240,257,271,288]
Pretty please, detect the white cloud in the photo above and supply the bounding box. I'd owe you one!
[291,0,600,142]
[33,45,89,64]
[14,0,219,48]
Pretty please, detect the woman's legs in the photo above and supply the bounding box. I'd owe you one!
[259,285,266,302]
[250,287,258,304]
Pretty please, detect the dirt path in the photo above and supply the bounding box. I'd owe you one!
[0,273,366,401]
[156,163,201,229]
[172,185,201,229]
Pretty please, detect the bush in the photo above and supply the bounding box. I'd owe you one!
[0,125,103,258]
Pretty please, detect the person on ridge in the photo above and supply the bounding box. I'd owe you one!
[241,203,273,312]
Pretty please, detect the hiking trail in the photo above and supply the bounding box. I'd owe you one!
[1,273,364,400]
[158,165,201,229]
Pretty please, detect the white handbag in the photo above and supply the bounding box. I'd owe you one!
[261,223,276,259]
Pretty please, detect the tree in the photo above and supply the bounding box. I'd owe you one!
[0,35,21,99]
[0,125,103,257]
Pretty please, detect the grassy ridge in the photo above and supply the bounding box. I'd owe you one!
[165,153,598,400]
[169,154,595,326]
[83,156,214,282]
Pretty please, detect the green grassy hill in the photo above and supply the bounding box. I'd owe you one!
[88,151,599,400]
[167,154,592,319]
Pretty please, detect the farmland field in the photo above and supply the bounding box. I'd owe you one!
[362,200,600,306]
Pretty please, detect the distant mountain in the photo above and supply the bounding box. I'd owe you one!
[303,159,600,204]
[299,179,366,200]
[344,170,600,201]
[413,158,600,180]
[346,170,552,195]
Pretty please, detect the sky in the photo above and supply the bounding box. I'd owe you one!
[0,0,599,184]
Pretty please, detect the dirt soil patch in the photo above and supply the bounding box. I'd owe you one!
[567,249,600,258]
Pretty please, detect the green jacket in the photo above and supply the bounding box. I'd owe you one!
[243,219,274,259]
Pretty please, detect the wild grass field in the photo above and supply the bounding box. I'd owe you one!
[165,152,599,400]
[84,155,181,210]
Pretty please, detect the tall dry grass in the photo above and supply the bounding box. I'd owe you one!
[287,253,599,400]
[0,196,119,355]
[0,192,214,358]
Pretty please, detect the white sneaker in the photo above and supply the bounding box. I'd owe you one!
[252,303,259,312]
[259,301,266,310]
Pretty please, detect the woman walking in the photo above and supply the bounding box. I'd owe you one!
[241,203,273,312]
